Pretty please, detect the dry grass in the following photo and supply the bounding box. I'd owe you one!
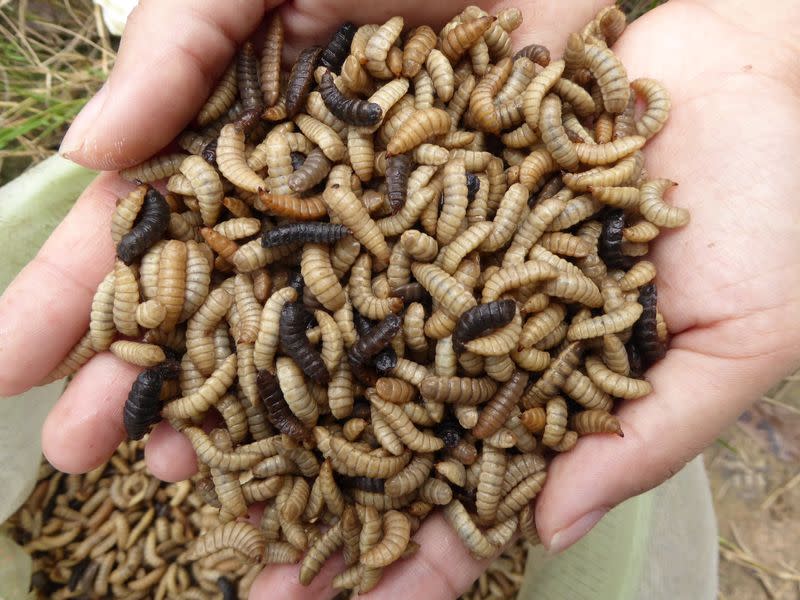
[0,0,113,185]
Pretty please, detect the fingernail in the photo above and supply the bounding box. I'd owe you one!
[547,509,608,555]
[59,84,109,158]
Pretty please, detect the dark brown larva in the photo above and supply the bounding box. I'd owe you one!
[348,314,403,385]
[280,302,330,384]
[320,22,358,73]
[319,70,382,126]
[285,46,323,118]
[123,362,178,440]
[261,223,351,248]
[391,282,428,303]
[237,42,263,119]
[452,299,516,354]
[631,283,666,369]
[116,187,170,265]
[513,43,551,66]
[201,138,218,167]
[257,369,311,441]
[385,153,412,215]
[599,209,629,270]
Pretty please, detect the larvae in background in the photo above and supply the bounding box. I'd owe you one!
[285,46,323,118]
[116,187,170,265]
[582,43,630,114]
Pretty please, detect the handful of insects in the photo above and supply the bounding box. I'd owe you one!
[50,3,688,594]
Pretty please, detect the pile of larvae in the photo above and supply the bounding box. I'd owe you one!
[44,4,689,593]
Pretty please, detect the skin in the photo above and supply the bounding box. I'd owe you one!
[0,0,798,597]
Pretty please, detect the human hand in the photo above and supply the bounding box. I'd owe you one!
[1,0,799,598]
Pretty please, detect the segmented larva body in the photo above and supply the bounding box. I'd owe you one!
[582,44,630,114]
[110,341,166,367]
[630,78,671,139]
[441,16,494,63]
[162,353,237,419]
[184,522,265,563]
[401,25,437,78]
[111,185,147,244]
[522,59,565,128]
[179,156,223,226]
[323,184,391,265]
[481,183,529,252]
[539,94,579,171]
[320,21,357,73]
[260,13,283,107]
[124,366,172,440]
[216,124,265,193]
[116,187,170,265]
[197,63,237,126]
[468,57,511,134]
[639,178,689,228]
[285,46,323,118]
[518,147,558,191]
[365,16,404,79]
[320,70,382,127]
[120,153,188,183]
[314,427,412,478]
[89,270,116,351]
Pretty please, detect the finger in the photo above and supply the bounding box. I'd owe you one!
[59,0,281,170]
[41,352,138,473]
[145,421,198,482]
[536,326,800,554]
[360,513,494,600]
[0,172,126,397]
[249,552,345,600]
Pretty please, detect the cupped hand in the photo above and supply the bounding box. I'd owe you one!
[1,0,799,598]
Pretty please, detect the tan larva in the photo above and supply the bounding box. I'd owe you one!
[372,404,405,455]
[441,15,495,64]
[120,153,188,183]
[384,453,433,497]
[540,396,568,447]
[521,341,582,408]
[351,23,380,65]
[567,302,643,341]
[539,94,579,171]
[436,156,469,245]
[370,393,444,452]
[495,471,547,521]
[400,303,427,355]
[467,57,511,134]
[582,44,630,114]
[365,16,404,79]
[571,409,624,437]
[89,270,116,351]
[412,262,477,320]
[446,74,476,130]
[475,442,506,525]
[495,57,536,107]
[399,25,435,78]
[480,260,558,303]
[522,59,565,128]
[216,124,265,193]
[386,107,451,156]
[563,151,644,191]
[111,185,147,244]
[233,274,261,344]
[518,147,558,191]
[343,417,368,441]
[589,185,641,209]
[411,143,448,166]
[437,221,493,274]
[40,330,96,384]
[350,253,403,319]
[294,114,345,162]
[622,219,660,244]
[630,77,671,140]
[323,184,391,265]
[197,63,237,126]
[179,156,223,226]
[481,183,529,252]
[162,353,237,419]
[110,260,140,337]
[298,520,343,585]
[314,427,411,478]
[639,178,690,228]
[363,78,410,134]
[442,500,497,559]
[109,341,166,368]
[182,427,261,471]
[574,135,646,166]
[275,357,319,428]
[135,298,166,330]
[347,128,375,182]
[300,243,346,312]
[585,354,652,399]
[560,368,613,411]
[426,49,455,102]
[464,310,522,357]
[376,95,416,147]
[504,196,569,266]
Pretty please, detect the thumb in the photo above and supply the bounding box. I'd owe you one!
[59,0,280,170]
